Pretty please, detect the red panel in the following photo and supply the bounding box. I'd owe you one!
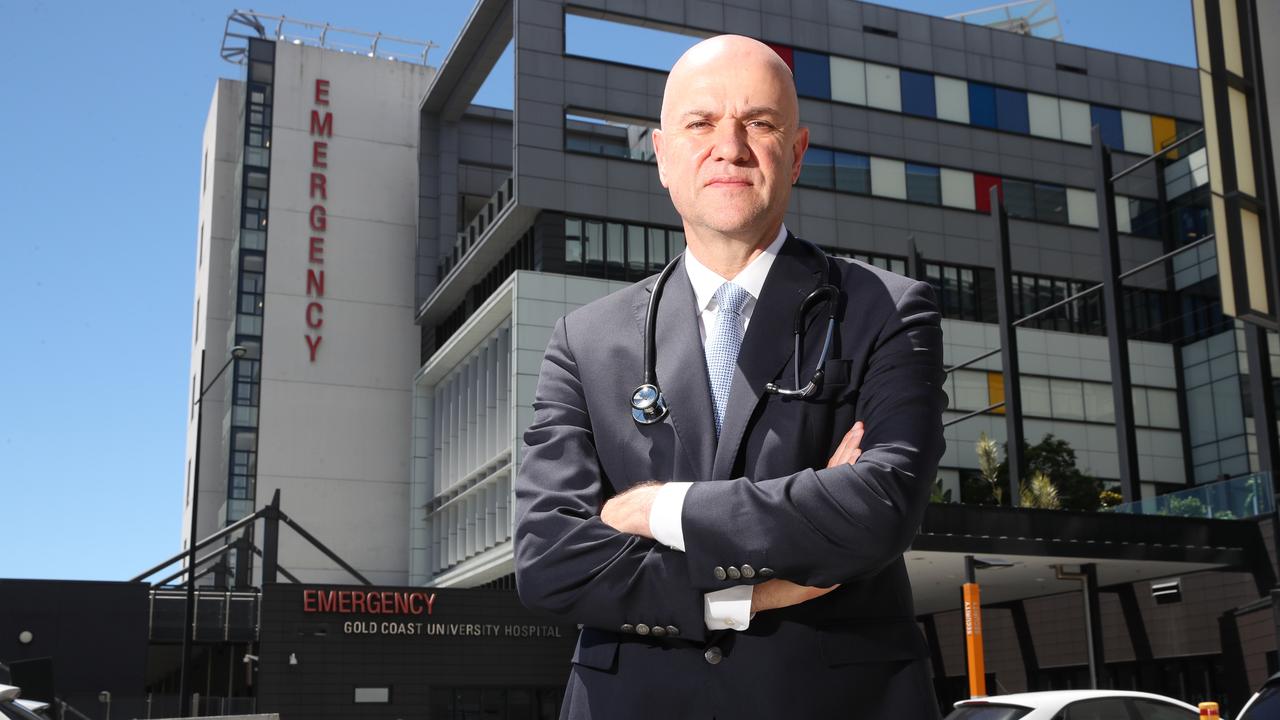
[973,173,1002,213]
[766,43,794,71]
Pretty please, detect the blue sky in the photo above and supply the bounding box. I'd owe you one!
[0,0,1195,582]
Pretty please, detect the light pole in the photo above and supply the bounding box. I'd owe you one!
[179,345,247,717]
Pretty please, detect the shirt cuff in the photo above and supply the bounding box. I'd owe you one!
[649,482,692,552]
[704,586,754,631]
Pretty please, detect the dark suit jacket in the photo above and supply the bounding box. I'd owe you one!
[514,235,947,719]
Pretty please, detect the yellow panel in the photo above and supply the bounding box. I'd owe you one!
[1221,0,1245,77]
[1201,71,1224,195]
[1229,87,1256,196]
[1241,208,1270,314]
[1192,0,1212,71]
[1213,194,1237,317]
[1151,115,1179,158]
[987,371,1005,415]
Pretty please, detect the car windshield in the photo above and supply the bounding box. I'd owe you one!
[1240,685,1280,719]
[944,705,1033,720]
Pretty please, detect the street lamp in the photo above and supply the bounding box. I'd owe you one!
[179,344,247,716]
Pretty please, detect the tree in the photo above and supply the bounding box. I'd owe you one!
[998,434,1102,511]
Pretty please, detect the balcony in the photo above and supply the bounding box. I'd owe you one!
[1103,471,1274,520]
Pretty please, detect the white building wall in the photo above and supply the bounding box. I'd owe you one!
[410,272,631,586]
[251,43,434,585]
[184,78,244,553]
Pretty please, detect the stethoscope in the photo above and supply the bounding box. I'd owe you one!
[631,251,842,425]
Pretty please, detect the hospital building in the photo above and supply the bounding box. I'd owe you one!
[3,0,1280,717]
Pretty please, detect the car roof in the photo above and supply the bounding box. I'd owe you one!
[956,690,1197,710]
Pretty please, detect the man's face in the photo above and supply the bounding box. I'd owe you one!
[652,38,808,240]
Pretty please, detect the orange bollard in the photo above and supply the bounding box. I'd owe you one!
[1198,702,1219,717]
[963,582,986,698]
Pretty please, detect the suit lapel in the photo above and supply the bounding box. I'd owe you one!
[631,261,716,484]
[712,235,827,481]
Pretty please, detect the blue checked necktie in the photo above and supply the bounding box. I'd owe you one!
[705,282,751,437]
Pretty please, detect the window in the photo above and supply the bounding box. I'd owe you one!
[1122,110,1155,154]
[1034,183,1068,224]
[865,63,901,112]
[900,70,936,117]
[793,50,831,99]
[1021,376,1052,417]
[905,163,941,204]
[1002,179,1036,220]
[353,687,391,704]
[1130,699,1195,719]
[968,82,997,129]
[1066,188,1098,227]
[869,157,906,199]
[1060,98,1093,144]
[1027,93,1061,139]
[647,227,668,271]
[626,224,645,273]
[830,56,866,105]
[935,76,969,123]
[924,262,996,322]
[1050,378,1086,420]
[1091,105,1125,149]
[940,168,976,209]
[994,87,1030,134]
[798,147,834,188]
[1062,698,1136,720]
[974,173,1002,212]
[833,151,870,194]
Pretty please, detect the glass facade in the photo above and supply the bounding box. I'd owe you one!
[224,37,274,528]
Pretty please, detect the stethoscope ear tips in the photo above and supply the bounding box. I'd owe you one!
[631,383,669,425]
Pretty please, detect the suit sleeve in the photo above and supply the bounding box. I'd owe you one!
[514,316,710,641]
[679,280,947,589]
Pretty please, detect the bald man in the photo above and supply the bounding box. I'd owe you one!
[515,35,947,719]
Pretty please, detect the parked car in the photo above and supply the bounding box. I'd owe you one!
[944,690,1199,719]
[0,685,50,720]
[1237,671,1280,720]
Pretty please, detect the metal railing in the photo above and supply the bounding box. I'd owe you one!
[1103,472,1274,519]
[220,10,438,65]
[438,175,515,281]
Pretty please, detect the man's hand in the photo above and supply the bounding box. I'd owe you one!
[600,482,662,538]
[749,421,864,612]
[827,421,865,468]
[751,578,840,613]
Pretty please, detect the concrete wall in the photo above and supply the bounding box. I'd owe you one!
[252,43,434,585]
[184,78,244,552]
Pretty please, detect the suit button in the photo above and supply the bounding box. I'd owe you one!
[651,625,667,637]
[635,623,650,636]
[620,624,634,634]
[726,566,741,580]
[666,625,680,636]
[759,567,775,578]
[704,647,723,665]
[741,564,756,579]
[713,566,727,581]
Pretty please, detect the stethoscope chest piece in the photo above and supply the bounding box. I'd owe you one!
[631,383,669,424]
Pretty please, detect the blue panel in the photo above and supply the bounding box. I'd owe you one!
[900,70,936,118]
[798,147,834,188]
[1091,105,1125,149]
[968,82,997,129]
[995,87,1030,134]
[792,50,831,100]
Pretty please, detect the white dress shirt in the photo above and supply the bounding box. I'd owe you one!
[648,223,788,631]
